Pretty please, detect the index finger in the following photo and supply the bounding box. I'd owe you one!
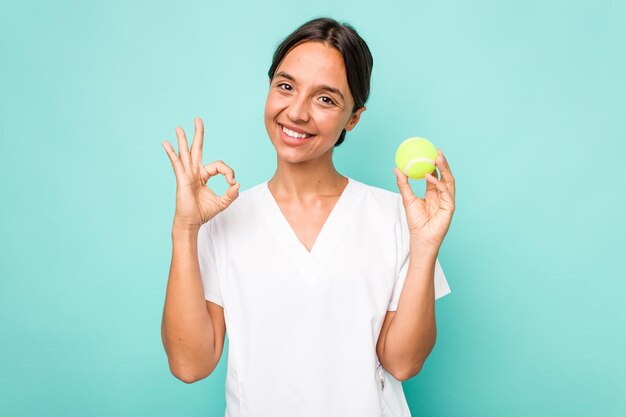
[190,117,204,166]
[203,160,236,185]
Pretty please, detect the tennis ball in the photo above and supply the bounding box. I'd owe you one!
[395,137,438,180]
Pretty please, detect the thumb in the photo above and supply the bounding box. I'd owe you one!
[394,168,414,206]
[220,182,240,206]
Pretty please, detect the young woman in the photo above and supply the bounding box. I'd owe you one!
[161,17,456,417]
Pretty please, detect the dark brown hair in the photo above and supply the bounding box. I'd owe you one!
[267,17,373,147]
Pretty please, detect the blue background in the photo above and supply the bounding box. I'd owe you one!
[1,0,624,416]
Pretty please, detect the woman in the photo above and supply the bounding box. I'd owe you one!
[161,17,456,417]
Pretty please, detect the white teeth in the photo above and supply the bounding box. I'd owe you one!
[282,125,311,139]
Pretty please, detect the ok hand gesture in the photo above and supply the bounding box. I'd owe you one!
[162,118,240,230]
[394,149,456,250]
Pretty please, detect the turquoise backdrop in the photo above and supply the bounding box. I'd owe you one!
[1,0,624,416]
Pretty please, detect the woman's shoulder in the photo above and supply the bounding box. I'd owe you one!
[348,176,402,207]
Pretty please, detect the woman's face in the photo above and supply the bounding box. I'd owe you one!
[264,41,366,164]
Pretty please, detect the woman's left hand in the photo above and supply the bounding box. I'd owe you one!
[394,149,456,250]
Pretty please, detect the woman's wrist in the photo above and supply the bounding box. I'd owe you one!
[409,236,440,259]
[172,218,201,234]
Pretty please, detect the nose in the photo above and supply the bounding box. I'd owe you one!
[286,94,310,123]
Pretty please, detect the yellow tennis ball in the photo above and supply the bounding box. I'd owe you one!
[395,137,438,180]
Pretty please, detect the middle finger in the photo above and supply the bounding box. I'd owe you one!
[190,117,204,167]
[436,149,455,199]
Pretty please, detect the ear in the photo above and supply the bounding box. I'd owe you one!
[344,106,367,132]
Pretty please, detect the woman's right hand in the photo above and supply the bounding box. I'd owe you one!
[162,117,240,230]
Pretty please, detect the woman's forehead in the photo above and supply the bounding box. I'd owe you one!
[276,42,348,88]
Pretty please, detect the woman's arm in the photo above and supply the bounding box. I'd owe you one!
[160,118,237,383]
[161,223,225,383]
[382,149,455,381]
[377,243,438,381]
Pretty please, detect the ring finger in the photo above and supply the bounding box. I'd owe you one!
[175,126,192,171]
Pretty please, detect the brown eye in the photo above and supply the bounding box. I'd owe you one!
[320,96,335,105]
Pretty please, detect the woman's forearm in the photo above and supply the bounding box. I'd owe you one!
[383,241,439,381]
[161,224,216,382]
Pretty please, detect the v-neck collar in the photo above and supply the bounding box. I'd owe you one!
[261,177,362,286]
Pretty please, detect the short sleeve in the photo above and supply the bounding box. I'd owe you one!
[388,198,451,311]
[197,219,224,307]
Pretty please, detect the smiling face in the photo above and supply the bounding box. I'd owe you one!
[264,41,366,164]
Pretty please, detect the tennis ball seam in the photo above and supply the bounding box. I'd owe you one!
[402,157,435,175]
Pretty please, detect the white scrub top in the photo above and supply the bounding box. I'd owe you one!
[198,176,451,417]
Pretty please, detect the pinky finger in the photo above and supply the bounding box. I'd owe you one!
[162,141,184,178]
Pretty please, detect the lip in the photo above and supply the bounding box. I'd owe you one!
[278,123,315,146]
[278,122,314,136]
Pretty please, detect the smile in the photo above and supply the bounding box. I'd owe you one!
[280,124,313,139]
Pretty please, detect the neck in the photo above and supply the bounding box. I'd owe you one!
[268,152,347,198]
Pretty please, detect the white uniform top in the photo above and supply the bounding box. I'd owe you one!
[198,176,451,417]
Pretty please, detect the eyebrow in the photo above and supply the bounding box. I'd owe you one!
[274,71,345,101]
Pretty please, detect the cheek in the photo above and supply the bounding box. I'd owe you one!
[311,109,345,133]
[264,93,284,118]
[263,94,273,115]
[264,95,283,134]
